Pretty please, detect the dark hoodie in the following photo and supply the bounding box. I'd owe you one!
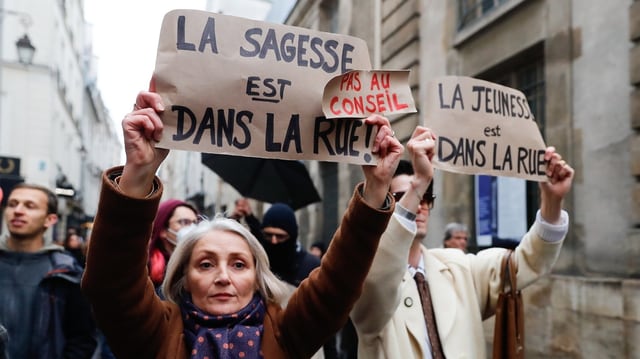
[0,238,97,358]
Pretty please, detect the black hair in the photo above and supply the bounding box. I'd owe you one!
[393,160,434,197]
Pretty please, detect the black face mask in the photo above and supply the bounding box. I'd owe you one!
[261,237,297,282]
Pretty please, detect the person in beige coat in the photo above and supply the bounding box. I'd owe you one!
[351,126,575,359]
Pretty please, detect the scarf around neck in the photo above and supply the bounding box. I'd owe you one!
[181,293,266,359]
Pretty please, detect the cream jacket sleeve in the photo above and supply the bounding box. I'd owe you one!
[350,214,415,334]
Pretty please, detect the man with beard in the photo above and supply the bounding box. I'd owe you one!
[0,183,97,358]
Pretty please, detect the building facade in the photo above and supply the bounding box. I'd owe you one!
[0,0,121,241]
[286,0,639,357]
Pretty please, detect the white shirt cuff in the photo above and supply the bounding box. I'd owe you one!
[534,209,569,243]
[393,203,417,233]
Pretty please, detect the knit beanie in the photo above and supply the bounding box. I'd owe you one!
[261,203,298,242]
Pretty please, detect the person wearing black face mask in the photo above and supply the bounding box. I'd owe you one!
[259,203,319,287]
[259,203,343,359]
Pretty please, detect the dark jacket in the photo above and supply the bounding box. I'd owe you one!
[0,245,97,358]
[81,167,393,359]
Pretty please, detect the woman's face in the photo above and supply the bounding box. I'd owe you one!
[185,229,257,315]
[162,206,199,252]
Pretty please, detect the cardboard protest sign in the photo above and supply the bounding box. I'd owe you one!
[322,70,416,118]
[425,76,547,181]
[153,9,380,165]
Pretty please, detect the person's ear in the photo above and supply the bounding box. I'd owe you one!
[44,213,58,229]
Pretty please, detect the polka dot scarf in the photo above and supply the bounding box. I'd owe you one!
[181,293,265,359]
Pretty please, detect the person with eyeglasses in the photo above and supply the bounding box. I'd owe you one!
[148,198,200,296]
[351,126,575,358]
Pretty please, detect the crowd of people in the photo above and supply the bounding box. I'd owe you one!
[0,88,575,358]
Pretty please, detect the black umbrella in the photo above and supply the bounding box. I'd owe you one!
[201,153,321,210]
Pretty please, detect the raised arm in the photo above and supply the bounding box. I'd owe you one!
[351,126,435,335]
[277,115,403,357]
[82,89,182,358]
[475,146,574,318]
[119,90,168,197]
[360,114,405,207]
[540,146,574,223]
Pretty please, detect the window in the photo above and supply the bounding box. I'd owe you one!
[458,0,510,30]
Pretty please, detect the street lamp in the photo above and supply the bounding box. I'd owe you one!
[0,4,36,152]
[15,33,35,65]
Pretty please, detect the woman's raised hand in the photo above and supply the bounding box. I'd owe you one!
[119,90,168,198]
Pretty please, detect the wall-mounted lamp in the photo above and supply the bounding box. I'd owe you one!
[15,33,35,65]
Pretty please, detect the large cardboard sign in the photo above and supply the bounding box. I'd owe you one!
[322,70,416,119]
[425,76,547,181]
[153,9,381,165]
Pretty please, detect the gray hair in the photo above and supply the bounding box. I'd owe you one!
[443,222,468,242]
[162,215,289,306]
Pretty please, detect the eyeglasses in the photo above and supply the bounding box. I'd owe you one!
[170,214,208,228]
[262,230,290,243]
[391,191,436,210]
[171,218,200,227]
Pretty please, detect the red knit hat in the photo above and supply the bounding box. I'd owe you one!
[148,199,198,286]
[150,199,198,249]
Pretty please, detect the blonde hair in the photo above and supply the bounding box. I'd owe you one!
[162,215,289,307]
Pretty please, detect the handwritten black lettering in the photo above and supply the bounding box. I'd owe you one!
[239,27,355,74]
[313,117,335,155]
[313,117,368,157]
[265,113,302,153]
[246,76,292,103]
[483,125,501,137]
[171,106,252,148]
[517,147,546,175]
[468,85,534,121]
[439,83,464,110]
[176,16,196,51]
[438,136,486,167]
[334,119,362,156]
[176,16,218,53]
[491,143,512,171]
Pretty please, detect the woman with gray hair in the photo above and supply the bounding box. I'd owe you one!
[161,216,291,308]
[81,90,404,358]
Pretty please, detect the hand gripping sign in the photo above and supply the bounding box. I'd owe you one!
[425,76,547,181]
[153,9,383,165]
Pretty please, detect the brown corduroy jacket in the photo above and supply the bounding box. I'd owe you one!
[81,167,392,359]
